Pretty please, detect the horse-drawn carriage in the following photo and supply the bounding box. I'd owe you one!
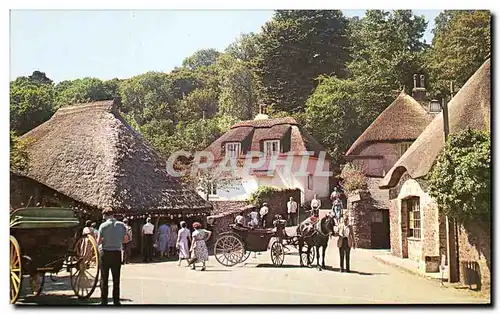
[10,207,100,304]
[213,219,316,267]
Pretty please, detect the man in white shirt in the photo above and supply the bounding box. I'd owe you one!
[235,212,246,227]
[259,203,269,228]
[311,194,321,211]
[142,217,155,263]
[287,197,298,226]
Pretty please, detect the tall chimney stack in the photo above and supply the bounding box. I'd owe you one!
[413,74,418,89]
[412,73,426,102]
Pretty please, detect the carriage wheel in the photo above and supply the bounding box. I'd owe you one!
[30,273,45,296]
[70,235,100,299]
[214,233,244,267]
[300,244,315,266]
[270,241,284,266]
[240,250,251,263]
[10,236,22,304]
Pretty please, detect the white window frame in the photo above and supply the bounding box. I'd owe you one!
[225,142,241,159]
[405,197,421,239]
[208,181,217,196]
[264,140,280,156]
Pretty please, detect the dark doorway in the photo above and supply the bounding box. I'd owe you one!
[371,209,390,249]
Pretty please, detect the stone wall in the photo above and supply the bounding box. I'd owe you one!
[457,220,491,292]
[210,201,250,215]
[346,190,371,249]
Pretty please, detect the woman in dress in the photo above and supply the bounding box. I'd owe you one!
[176,221,191,266]
[157,222,170,258]
[188,222,212,271]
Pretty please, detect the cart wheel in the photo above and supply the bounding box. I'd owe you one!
[270,241,285,266]
[240,250,251,263]
[30,273,45,296]
[214,233,244,267]
[300,244,315,266]
[70,235,100,299]
[10,236,22,304]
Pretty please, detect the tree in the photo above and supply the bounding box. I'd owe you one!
[217,55,258,120]
[304,76,362,169]
[427,128,491,223]
[10,131,30,172]
[426,10,490,98]
[254,10,351,112]
[182,48,222,71]
[10,73,55,134]
[54,77,116,108]
[225,32,260,63]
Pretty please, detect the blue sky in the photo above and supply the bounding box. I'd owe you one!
[10,10,441,83]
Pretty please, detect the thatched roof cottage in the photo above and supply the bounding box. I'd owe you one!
[343,80,436,249]
[15,99,212,219]
[379,59,490,290]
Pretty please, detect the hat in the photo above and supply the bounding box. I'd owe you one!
[192,222,202,229]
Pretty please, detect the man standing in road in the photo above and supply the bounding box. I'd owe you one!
[337,215,356,273]
[287,197,298,226]
[97,207,126,306]
[142,217,155,263]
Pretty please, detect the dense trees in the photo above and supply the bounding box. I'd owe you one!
[10,10,491,175]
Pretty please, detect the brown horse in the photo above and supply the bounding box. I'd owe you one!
[296,214,336,270]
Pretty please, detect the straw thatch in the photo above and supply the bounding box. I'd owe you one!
[380,59,491,189]
[18,99,212,214]
[205,116,328,159]
[346,92,434,156]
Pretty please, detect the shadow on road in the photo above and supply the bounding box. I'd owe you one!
[255,263,387,276]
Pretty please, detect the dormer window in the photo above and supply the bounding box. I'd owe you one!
[264,140,280,156]
[225,142,241,159]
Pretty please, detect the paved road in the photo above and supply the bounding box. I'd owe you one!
[17,239,489,305]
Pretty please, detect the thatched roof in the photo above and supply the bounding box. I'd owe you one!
[19,99,212,214]
[205,116,328,160]
[380,59,491,189]
[346,92,434,156]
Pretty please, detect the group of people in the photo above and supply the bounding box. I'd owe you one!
[89,207,214,306]
[141,219,179,262]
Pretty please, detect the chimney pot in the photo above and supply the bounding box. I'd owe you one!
[413,74,418,89]
[420,75,425,88]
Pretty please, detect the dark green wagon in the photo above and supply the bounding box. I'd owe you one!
[10,207,100,304]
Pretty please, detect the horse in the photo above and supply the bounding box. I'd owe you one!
[296,213,336,270]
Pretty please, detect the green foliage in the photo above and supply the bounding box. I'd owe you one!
[340,162,368,193]
[10,131,30,172]
[54,77,118,108]
[249,186,282,206]
[254,10,350,112]
[426,10,490,98]
[305,77,362,168]
[428,129,491,223]
[182,48,222,70]
[10,73,55,134]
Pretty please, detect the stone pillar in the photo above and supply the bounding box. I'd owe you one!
[347,190,371,249]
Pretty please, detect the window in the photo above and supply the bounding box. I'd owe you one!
[307,175,314,190]
[397,142,413,157]
[429,101,442,113]
[225,142,241,159]
[208,181,217,195]
[405,197,421,239]
[264,140,280,156]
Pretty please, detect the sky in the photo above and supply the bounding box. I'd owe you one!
[10,10,441,83]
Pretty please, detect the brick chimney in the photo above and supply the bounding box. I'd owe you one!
[412,74,427,102]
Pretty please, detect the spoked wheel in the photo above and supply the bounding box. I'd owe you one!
[214,233,245,267]
[300,244,315,267]
[30,273,45,296]
[70,235,100,299]
[10,236,22,304]
[240,250,251,263]
[270,241,285,266]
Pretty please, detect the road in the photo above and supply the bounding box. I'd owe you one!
[17,239,489,305]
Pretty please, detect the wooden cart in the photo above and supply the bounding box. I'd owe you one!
[10,207,100,304]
